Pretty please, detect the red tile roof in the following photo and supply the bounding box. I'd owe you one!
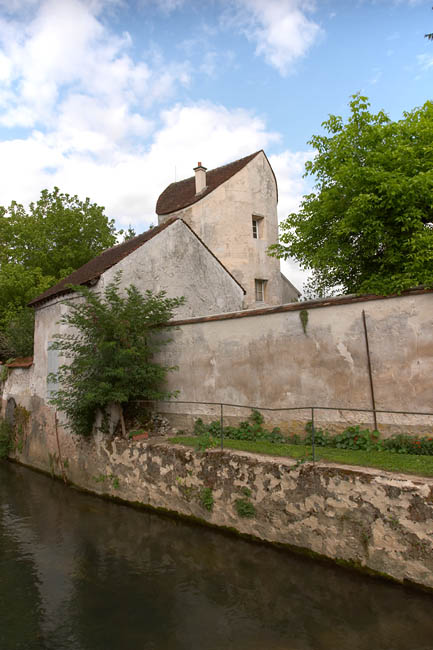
[156,150,271,215]
[29,217,245,308]
[6,356,33,368]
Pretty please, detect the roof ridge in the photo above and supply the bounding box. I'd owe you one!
[156,150,264,216]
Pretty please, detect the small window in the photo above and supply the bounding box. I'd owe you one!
[47,343,59,399]
[252,215,264,239]
[255,279,266,302]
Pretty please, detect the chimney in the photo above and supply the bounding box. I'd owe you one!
[193,162,207,194]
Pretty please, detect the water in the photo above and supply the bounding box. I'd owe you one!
[1,462,432,650]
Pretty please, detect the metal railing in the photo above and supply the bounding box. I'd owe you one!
[134,399,433,462]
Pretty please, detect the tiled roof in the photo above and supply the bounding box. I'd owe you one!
[6,356,34,368]
[156,150,266,215]
[29,217,245,308]
[28,218,178,307]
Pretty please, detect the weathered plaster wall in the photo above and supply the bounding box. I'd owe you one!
[100,219,244,318]
[159,152,298,307]
[27,218,244,409]
[6,425,433,591]
[157,291,433,434]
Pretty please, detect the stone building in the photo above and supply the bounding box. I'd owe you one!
[156,150,300,308]
[25,218,244,419]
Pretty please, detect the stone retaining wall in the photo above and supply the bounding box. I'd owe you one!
[8,415,433,591]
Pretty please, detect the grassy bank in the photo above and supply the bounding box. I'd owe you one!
[169,436,433,478]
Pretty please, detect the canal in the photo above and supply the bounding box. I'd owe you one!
[1,461,432,650]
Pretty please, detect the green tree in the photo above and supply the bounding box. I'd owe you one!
[0,308,35,361]
[271,95,433,296]
[0,187,117,280]
[48,274,185,437]
[0,187,120,359]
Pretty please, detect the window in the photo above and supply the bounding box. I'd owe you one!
[252,215,264,239]
[47,343,59,399]
[255,279,266,302]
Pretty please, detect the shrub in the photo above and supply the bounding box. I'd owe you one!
[333,425,381,451]
[48,272,185,437]
[192,409,286,445]
[304,422,332,447]
[382,434,433,456]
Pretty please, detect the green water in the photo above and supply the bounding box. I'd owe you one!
[0,461,432,650]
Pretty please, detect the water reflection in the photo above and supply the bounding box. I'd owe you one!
[1,462,432,650]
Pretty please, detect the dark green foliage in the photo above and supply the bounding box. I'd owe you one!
[305,423,381,451]
[0,308,35,359]
[48,273,185,436]
[0,419,12,459]
[270,95,433,297]
[333,426,381,451]
[304,422,332,447]
[0,187,117,280]
[0,187,124,360]
[192,412,433,458]
[199,487,214,511]
[382,434,433,456]
[305,422,433,456]
[194,409,286,445]
[235,498,256,518]
[194,432,218,451]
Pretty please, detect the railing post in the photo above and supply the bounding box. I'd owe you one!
[220,403,224,450]
[311,407,315,463]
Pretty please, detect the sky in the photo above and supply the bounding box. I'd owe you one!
[0,0,432,292]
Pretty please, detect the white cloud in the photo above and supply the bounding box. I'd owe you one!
[223,0,322,75]
[0,0,190,133]
[417,53,433,70]
[0,102,280,225]
[0,0,310,291]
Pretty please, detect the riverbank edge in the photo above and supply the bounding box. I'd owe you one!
[6,432,433,595]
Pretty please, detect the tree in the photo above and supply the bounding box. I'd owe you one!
[0,187,120,359]
[48,274,185,437]
[271,95,433,296]
[0,187,117,280]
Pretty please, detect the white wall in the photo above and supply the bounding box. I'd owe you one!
[159,153,298,307]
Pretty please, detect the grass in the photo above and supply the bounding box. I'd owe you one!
[168,436,433,478]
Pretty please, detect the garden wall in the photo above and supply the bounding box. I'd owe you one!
[156,289,433,436]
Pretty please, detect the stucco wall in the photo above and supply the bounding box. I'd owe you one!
[156,291,433,434]
[5,425,433,591]
[27,218,244,407]
[100,219,244,318]
[159,152,298,308]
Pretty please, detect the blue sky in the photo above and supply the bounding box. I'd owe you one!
[0,0,432,290]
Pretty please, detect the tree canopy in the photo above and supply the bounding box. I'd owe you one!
[271,95,433,297]
[0,187,129,359]
[48,274,185,437]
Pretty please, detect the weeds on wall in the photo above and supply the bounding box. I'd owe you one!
[199,487,214,511]
[299,309,309,335]
[235,498,256,518]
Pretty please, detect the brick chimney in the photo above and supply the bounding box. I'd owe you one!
[193,162,207,194]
